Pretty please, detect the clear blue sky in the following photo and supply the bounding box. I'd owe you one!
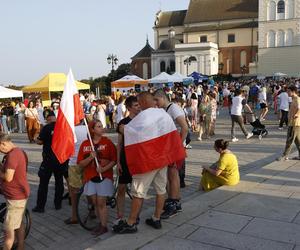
[0,0,189,86]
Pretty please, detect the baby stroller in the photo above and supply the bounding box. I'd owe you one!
[245,112,268,140]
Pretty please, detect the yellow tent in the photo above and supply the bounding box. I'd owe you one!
[22,73,90,93]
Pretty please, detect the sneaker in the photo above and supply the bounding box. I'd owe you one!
[32,207,45,213]
[197,137,202,141]
[113,222,137,234]
[145,218,162,229]
[246,133,253,139]
[163,198,172,211]
[291,156,300,160]
[278,127,283,130]
[276,156,289,161]
[161,202,177,219]
[180,181,186,188]
[185,144,192,149]
[175,201,182,212]
[231,137,239,142]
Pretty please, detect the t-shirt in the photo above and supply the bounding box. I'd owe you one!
[69,125,87,166]
[278,92,289,111]
[1,147,30,200]
[116,103,126,124]
[116,116,132,167]
[77,137,117,183]
[166,103,185,132]
[288,95,300,126]
[230,96,245,116]
[37,122,67,166]
[217,152,239,185]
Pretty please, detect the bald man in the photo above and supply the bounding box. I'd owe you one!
[114,92,168,234]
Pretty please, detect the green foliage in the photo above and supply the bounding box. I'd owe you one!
[80,63,131,96]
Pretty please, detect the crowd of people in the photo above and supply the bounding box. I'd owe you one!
[1,76,300,248]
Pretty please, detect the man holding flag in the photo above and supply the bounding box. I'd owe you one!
[114,92,185,234]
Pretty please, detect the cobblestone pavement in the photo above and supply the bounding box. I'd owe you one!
[0,108,291,249]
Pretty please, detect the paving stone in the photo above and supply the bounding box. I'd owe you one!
[187,227,294,250]
[187,210,253,233]
[215,193,300,222]
[139,236,228,250]
[241,218,300,244]
[166,224,199,239]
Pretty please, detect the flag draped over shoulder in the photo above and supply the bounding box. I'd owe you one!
[51,69,85,164]
[124,108,186,175]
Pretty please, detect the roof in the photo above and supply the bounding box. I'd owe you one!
[22,73,90,93]
[131,40,154,59]
[184,0,258,23]
[156,37,182,52]
[184,21,258,33]
[155,10,187,28]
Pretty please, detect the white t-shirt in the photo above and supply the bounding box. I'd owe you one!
[116,103,126,124]
[166,103,185,131]
[69,125,87,165]
[258,91,267,104]
[231,96,244,116]
[278,92,289,111]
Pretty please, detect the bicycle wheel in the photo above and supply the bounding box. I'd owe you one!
[76,189,98,231]
[0,204,31,249]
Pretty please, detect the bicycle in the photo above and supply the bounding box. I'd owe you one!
[76,175,132,231]
[0,202,31,249]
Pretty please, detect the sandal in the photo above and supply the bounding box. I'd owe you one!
[64,218,78,225]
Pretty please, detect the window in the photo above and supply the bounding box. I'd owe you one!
[160,61,166,72]
[277,30,285,46]
[228,34,235,43]
[170,60,175,73]
[268,30,276,47]
[240,51,247,67]
[286,29,293,46]
[200,35,207,43]
[268,1,276,20]
[277,0,285,13]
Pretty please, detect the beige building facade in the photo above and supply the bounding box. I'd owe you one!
[152,0,258,77]
[258,0,300,76]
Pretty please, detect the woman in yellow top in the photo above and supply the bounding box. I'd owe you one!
[200,139,240,191]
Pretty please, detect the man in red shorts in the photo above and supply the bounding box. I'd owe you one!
[0,133,30,250]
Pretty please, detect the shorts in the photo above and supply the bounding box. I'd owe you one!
[119,163,132,184]
[68,165,83,189]
[168,159,185,170]
[4,199,27,231]
[260,103,267,109]
[84,179,114,197]
[131,167,167,199]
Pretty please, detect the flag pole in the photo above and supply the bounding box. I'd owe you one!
[83,118,103,180]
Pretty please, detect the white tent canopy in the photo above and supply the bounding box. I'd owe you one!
[115,75,145,82]
[171,72,193,83]
[148,72,174,84]
[0,86,23,99]
[273,72,287,77]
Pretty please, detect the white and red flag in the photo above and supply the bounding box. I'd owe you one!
[52,69,85,164]
[124,108,186,175]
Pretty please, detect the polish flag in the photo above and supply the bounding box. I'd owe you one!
[52,69,85,164]
[124,108,186,175]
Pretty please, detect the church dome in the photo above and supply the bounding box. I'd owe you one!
[158,38,181,51]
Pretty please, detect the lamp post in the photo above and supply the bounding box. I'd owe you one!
[107,54,118,74]
[218,63,224,75]
[184,56,197,76]
[240,65,247,78]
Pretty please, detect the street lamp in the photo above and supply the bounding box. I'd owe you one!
[184,56,197,76]
[240,65,247,78]
[218,62,224,74]
[107,54,118,71]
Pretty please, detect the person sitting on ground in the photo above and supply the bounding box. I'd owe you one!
[200,139,240,191]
